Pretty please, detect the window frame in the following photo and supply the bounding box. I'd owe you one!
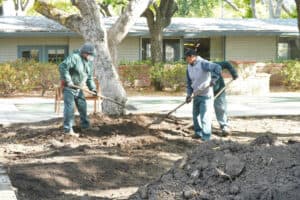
[18,45,69,63]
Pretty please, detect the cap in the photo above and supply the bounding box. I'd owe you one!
[80,43,95,55]
[184,49,197,57]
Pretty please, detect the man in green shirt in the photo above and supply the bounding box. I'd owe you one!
[59,43,97,136]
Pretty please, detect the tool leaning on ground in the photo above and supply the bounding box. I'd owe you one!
[71,85,125,107]
[147,79,235,127]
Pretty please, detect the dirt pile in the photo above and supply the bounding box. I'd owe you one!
[130,137,300,200]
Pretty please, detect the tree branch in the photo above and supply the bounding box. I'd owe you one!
[224,0,243,13]
[34,0,82,33]
[282,3,292,16]
[108,0,153,45]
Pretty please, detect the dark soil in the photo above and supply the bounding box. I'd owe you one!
[0,114,299,200]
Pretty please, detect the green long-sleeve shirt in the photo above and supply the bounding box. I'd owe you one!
[59,50,96,91]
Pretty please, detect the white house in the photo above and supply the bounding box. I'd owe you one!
[0,16,299,64]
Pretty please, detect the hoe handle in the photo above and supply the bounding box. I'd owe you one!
[71,85,124,107]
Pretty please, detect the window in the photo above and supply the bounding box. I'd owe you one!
[184,38,210,60]
[163,39,180,62]
[278,37,300,60]
[142,38,181,62]
[46,46,68,63]
[18,45,68,63]
[18,46,42,61]
[278,43,289,60]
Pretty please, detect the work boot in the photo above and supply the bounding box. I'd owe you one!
[221,126,231,136]
[65,129,80,137]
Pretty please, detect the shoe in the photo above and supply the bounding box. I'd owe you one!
[221,126,231,136]
[65,129,80,137]
[192,132,203,140]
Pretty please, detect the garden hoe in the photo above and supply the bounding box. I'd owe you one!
[146,84,211,128]
[71,85,134,109]
[147,79,236,128]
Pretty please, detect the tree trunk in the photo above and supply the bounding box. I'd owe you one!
[268,0,275,18]
[250,0,257,18]
[295,0,300,32]
[143,0,178,64]
[149,27,163,64]
[274,0,283,18]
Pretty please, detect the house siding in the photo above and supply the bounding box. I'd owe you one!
[210,37,224,61]
[0,37,69,63]
[225,36,276,61]
[118,37,140,62]
[0,38,16,62]
[69,37,84,53]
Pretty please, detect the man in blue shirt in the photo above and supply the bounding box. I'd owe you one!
[185,49,221,141]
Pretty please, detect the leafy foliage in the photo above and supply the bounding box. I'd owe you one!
[118,63,151,87]
[281,60,300,89]
[150,62,186,91]
[175,0,219,17]
[0,60,59,96]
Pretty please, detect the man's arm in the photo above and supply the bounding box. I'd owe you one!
[86,62,96,91]
[59,55,75,86]
[186,68,193,96]
[215,61,238,80]
[201,60,222,84]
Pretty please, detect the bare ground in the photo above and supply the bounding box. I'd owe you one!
[0,114,299,200]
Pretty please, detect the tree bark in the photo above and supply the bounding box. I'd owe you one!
[274,0,283,18]
[223,0,242,13]
[295,0,300,32]
[250,0,257,18]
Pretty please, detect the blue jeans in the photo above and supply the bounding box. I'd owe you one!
[214,92,228,128]
[193,95,213,141]
[63,87,90,132]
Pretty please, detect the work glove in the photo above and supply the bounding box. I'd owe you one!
[66,81,75,88]
[233,75,239,80]
[185,95,192,104]
[91,90,98,97]
[210,80,216,87]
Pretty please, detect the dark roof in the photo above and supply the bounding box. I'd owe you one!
[0,16,298,37]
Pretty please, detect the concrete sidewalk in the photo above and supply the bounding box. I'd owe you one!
[0,92,299,125]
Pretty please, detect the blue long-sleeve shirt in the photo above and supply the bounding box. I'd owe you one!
[213,61,238,95]
[186,56,221,97]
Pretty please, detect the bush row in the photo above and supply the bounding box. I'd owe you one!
[0,59,59,96]
[118,61,187,91]
[1,59,299,96]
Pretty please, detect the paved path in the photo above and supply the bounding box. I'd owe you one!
[0,93,300,126]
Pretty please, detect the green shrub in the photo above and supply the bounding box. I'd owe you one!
[0,59,59,96]
[118,64,151,87]
[281,60,300,90]
[162,63,186,91]
[150,63,165,91]
[0,64,18,95]
[150,62,186,91]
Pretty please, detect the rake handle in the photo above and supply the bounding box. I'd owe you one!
[214,79,234,99]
